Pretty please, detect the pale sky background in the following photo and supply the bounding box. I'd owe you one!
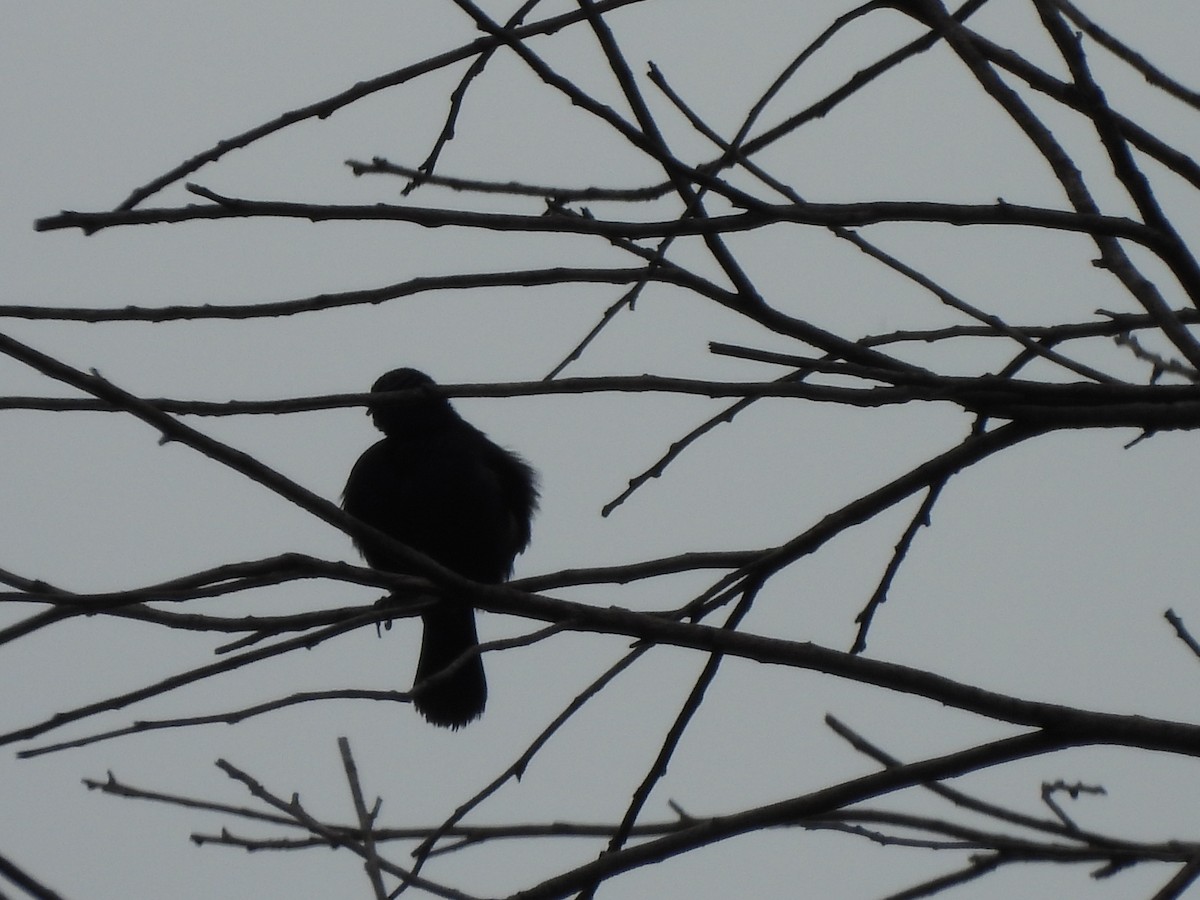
[3,2,1200,898]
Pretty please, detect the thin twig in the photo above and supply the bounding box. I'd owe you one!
[18,691,410,759]
[852,483,945,653]
[111,0,650,210]
[339,738,388,900]
[404,646,649,882]
[881,855,1002,900]
[1054,0,1200,111]
[216,760,476,900]
[581,578,764,898]
[348,157,668,201]
[1165,609,1200,661]
[403,0,544,196]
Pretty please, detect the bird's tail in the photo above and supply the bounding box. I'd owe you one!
[413,601,487,728]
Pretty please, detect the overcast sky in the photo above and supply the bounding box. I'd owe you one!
[4,3,1200,898]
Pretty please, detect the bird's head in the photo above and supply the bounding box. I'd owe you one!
[367,368,453,435]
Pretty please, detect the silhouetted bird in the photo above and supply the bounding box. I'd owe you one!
[343,368,538,728]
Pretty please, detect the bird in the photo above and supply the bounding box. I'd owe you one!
[342,368,538,728]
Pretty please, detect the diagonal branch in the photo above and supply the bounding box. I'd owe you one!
[112,0,651,210]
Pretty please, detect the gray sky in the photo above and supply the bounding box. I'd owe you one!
[4,2,1200,898]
